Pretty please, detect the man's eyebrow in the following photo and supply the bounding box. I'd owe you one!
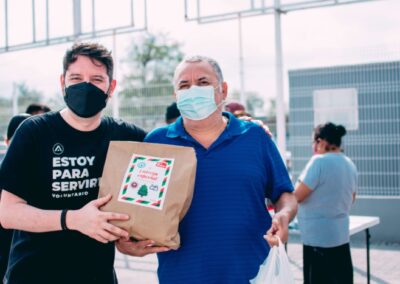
[92,75,106,79]
[178,79,190,85]
[197,76,210,81]
[68,73,82,77]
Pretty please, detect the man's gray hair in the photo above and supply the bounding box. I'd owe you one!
[173,55,224,88]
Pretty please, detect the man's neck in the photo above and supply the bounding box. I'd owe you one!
[183,112,227,148]
[60,108,102,132]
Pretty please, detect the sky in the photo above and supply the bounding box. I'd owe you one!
[0,0,399,113]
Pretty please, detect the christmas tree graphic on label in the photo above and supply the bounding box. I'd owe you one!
[118,154,174,210]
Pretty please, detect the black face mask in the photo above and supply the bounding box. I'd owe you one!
[64,82,109,118]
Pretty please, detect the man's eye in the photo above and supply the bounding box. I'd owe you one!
[179,85,190,90]
[199,81,210,86]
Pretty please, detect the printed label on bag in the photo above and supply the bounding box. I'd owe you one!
[118,154,174,210]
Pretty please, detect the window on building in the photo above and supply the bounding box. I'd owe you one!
[313,88,359,130]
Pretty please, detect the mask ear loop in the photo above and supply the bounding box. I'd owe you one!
[105,80,113,97]
[217,99,226,109]
[103,82,112,101]
[216,82,226,109]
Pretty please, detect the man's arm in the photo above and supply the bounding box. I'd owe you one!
[265,192,297,246]
[0,190,129,244]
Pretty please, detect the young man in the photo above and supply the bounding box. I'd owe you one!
[0,42,165,284]
[117,56,298,283]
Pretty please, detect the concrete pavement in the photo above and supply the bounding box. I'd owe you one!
[114,236,400,284]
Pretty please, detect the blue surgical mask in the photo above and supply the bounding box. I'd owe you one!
[176,85,223,120]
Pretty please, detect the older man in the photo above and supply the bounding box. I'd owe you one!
[117,56,297,283]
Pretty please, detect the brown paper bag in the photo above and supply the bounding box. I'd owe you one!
[99,141,196,249]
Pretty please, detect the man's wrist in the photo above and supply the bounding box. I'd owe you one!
[274,211,290,225]
[65,210,77,231]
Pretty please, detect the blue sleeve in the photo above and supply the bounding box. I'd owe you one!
[0,119,38,201]
[144,127,168,143]
[260,130,294,203]
[298,156,321,191]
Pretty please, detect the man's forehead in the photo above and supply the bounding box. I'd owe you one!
[176,61,215,80]
[67,55,107,74]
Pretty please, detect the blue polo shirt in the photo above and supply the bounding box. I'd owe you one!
[144,112,293,284]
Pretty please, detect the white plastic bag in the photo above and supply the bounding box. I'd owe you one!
[250,238,295,284]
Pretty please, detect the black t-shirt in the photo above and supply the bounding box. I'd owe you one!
[0,112,147,284]
[0,224,12,279]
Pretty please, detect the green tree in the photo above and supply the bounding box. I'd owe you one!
[246,92,264,117]
[122,32,184,89]
[13,81,45,113]
[119,33,184,129]
[137,184,148,198]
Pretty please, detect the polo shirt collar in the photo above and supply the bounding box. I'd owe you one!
[166,112,249,140]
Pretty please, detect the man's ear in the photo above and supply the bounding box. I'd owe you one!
[222,82,228,100]
[107,79,117,98]
[60,75,66,94]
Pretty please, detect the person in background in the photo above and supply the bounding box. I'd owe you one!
[0,113,32,280]
[225,101,251,118]
[165,102,180,124]
[117,55,297,283]
[294,122,357,284]
[25,103,51,115]
[4,114,32,145]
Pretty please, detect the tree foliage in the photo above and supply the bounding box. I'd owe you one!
[15,82,44,111]
[246,92,264,116]
[122,32,184,89]
[118,33,184,127]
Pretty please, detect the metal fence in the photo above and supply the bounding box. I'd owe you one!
[105,83,175,132]
[288,61,400,197]
[1,60,399,198]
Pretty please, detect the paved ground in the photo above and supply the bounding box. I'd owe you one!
[115,236,400,284]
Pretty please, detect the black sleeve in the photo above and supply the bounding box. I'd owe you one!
[127,123,147,142]
[0,120,38,201]
[111,118,147,142]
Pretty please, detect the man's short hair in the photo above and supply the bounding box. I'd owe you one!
[7,113,31,140]
[173,55,224,88]
[25,103,51,115]
[165,102,181,124]
[63,42,114,82]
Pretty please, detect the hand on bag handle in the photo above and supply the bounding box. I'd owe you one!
[264,214,289,247]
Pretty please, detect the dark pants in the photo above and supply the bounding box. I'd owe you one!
[303,243,353,284]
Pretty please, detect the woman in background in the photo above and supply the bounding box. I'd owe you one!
[295,122,357,284]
